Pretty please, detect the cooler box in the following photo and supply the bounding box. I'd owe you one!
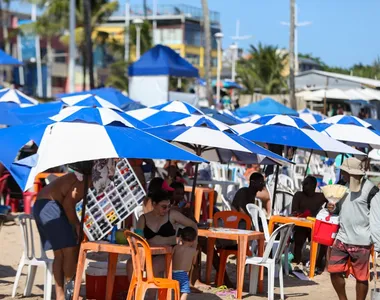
[313,209,339,246]
[86,262,129,300]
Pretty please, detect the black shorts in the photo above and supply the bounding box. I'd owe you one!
[33,199,78,251]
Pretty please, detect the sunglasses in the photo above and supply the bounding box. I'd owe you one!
[159,204,171,210]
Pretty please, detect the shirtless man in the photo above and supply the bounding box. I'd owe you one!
[33,172,88,300]
[172,227,198,300]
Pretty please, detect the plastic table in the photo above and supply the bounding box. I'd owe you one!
[73,242,173,300]
[184,186,215,222]
[198,228,265,299]
[268,215,318,278]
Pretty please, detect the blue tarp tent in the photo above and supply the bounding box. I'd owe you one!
[235,97,298,118]
[0,50,22,65]
[128,45,199,77]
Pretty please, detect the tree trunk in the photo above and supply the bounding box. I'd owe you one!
[83,0,95,89]
[46,38,53,98]
[82,46,87,91]
[289,0,296,109]
[201,0,213,107]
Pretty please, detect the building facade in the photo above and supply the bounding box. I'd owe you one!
[98,3,221,76]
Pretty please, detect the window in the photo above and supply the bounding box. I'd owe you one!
[155,28,182,44]
[185,54,200,65]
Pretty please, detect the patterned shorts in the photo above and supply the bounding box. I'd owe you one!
[327,239,371,281]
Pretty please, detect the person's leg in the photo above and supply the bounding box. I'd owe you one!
[349,245,371,300]
[62,246,79,282]
[53,249,65,300]
[316,245,328,271]
[330,273,348,300]
[356,280,369,300]
[327,240,350,300]
[293,228,308,264]
[180,293,188,300]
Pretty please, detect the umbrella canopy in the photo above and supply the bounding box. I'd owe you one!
[232,114,365,157]
[303,88,351,101]
[56,87,135,108]
[200,108,243,125]
[365,118,380,131]
[144,115,291,165]
[127,100,203,127]
[2,101,64,126]
[59,94,122,111]
[235,98,298,118]
[314,115,380,148]
[0,49,22,65]
[298,108,326,124]
[0,108,205,191]
[0,88,38,106]
[128,44,199,78]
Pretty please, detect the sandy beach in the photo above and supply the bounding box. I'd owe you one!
[0,216,367,300]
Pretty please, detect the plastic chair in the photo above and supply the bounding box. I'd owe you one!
[272,190,294,216]
[246,204,290,276]
[246,223,295,300]
[278,174,295,192]
[213,211,252,286]
[124,230,180,300]
[132,205,144,227]
[0,173,9,204]
[12,214,53,300]
[220,194,231,211]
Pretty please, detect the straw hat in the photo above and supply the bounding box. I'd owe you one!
[339,157,365,192]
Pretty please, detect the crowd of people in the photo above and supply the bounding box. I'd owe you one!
[27,155,380,300]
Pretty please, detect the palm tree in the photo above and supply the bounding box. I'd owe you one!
[201,0,213,106]
[237,43,288,94]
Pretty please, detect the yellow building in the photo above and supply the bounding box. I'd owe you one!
[98,3,221,77]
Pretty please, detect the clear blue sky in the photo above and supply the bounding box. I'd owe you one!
[129,0,380,68]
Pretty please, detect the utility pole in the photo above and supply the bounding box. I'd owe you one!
[201,0,213,107]
[124,0,130,63]
[32,4,43,97]
[68,0,76,92]
[289,0,296,110]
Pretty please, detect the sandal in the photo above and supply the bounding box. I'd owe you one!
[216,289,237,297]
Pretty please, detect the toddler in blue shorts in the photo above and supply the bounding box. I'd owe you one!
[172,227,198,300]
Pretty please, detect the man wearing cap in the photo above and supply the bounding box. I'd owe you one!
[328,157,380,300]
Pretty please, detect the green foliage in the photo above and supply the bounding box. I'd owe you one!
[129,20,152,56]
[237,43,288,94]
[105,60,128,91]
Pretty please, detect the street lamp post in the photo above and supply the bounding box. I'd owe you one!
[215,32,223,105]
[133,18,143,60]
[68,0,76,93]
[230,43,238,102]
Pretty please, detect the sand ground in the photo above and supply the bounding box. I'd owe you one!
[0,215,370,300]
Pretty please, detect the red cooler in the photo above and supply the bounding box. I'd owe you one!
[313,209,340,246]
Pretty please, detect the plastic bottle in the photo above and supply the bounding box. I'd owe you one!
[110,225,117,244]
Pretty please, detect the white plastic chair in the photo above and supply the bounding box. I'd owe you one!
[12,215,53,300]
[220,194,231,211]
[278,174,295,192]
[246,204,290,276]
[272,190,294,216]
[133,205,144,227]
[246,223,295,300]
[0,213,6,234]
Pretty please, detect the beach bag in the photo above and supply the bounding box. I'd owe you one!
[371,254,380,300]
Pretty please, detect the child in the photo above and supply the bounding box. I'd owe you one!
[172,227,198,300]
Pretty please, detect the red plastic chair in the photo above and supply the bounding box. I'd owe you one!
[124,230,180,300]
[6,192,37,214]
[213,211,252,286]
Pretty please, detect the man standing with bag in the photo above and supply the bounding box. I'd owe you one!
[328,157,380,300]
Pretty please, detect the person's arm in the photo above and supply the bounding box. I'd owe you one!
[171,209,198,231]
[291,192,301,214]
[370,193,380,252]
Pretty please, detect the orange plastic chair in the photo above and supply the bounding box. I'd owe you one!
[124,230,180,300]
[213,211,252,286]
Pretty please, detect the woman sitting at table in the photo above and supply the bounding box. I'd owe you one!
[128,190,197,299]
[142,177,174,214]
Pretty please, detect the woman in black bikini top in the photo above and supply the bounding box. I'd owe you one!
[137,191,197,246]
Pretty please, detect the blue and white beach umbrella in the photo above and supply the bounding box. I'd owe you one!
[60,94,122,111]
[232,114,365,157]
[314,115,380,148]
[0,88,38,107]
[298,108,326,124]
[145,115,290,165]
[127,100,203,127]
[0,107,205,191]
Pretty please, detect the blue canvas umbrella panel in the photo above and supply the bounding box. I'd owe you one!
[232,114,365,157]
[298,108,326,124]
[145,115,291,165]
[60,94,122,111]
[314,115,380,148]
[0,88,38,106]
[0,107,205,191]
[0,49,23,65]
[127,100,203,127]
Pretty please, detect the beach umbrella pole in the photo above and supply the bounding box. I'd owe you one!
[304,149,314,178]
[271,164,280,213]
[78,161,93,243]
[190,146,202,208]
